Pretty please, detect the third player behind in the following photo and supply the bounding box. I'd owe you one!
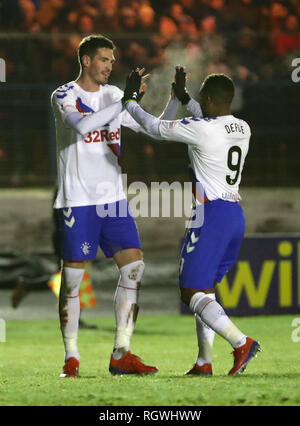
[122,67,261,376]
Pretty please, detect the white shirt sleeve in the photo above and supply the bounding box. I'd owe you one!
[125,101,161,137]
[125,101,200,145]
[159,117,200,145]
[65,102,122,136]
[159,96,180,120]
[51,89,78,121]
[121,96,180,137]
[186,98,203,118]
[51,90,122,136]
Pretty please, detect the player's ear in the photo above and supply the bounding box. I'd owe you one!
[81,54,91,68]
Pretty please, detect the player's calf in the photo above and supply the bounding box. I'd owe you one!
[59,266,84,362]
[113,260,144,357]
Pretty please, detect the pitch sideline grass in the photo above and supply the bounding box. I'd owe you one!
[0,314,300,406]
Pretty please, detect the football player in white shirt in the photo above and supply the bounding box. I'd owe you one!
[123,68,261,376]
[51,35,180,377]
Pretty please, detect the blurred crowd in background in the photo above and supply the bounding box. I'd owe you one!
[1,0,300,83]
[0,0,299,187]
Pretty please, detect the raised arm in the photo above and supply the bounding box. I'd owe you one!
[125,101,161,137]
[51,89,122,136]
[159,96,180,120]
[123,65,203,135]
[125,99,200,146]
[122,68,201,144]
[120,68,180,136]
[172,66,203,118]
[120,95,180,138]
[186,98,203,118]
[65,102,122,136]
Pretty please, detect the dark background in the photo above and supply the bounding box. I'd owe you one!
[0,0,300,187]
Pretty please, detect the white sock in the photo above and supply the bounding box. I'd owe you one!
[190,292,246,349]
[113,260,145,359]
[194,293,216,366]
[59,266,84,361]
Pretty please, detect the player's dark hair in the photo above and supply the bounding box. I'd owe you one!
[78,34,115,66]
[200,74,234,105]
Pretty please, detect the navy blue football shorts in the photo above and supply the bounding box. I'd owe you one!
[58,199,141,261]
[179,199,245,290]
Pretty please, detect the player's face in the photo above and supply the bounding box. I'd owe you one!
[86,48,115,85]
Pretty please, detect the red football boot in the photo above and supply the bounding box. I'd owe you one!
[228,337,261,376]
[185,363,212,376]
[109,351,158,375]
[60,357,80,378]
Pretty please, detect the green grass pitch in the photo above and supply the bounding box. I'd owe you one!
[1,314,300,406]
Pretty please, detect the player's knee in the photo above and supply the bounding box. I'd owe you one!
[138,250,144,261]
[120,260,145,285]
[180,287,195,306]
[61,266,85,296]
[63,259,86,269]
[189,291,213,314]
[180,287,212,310]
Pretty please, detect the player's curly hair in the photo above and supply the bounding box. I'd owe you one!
[78,34,115,66]
[200,74,234,105]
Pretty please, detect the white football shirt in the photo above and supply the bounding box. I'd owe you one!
[51,81,140,208]
[159,115,251,202]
